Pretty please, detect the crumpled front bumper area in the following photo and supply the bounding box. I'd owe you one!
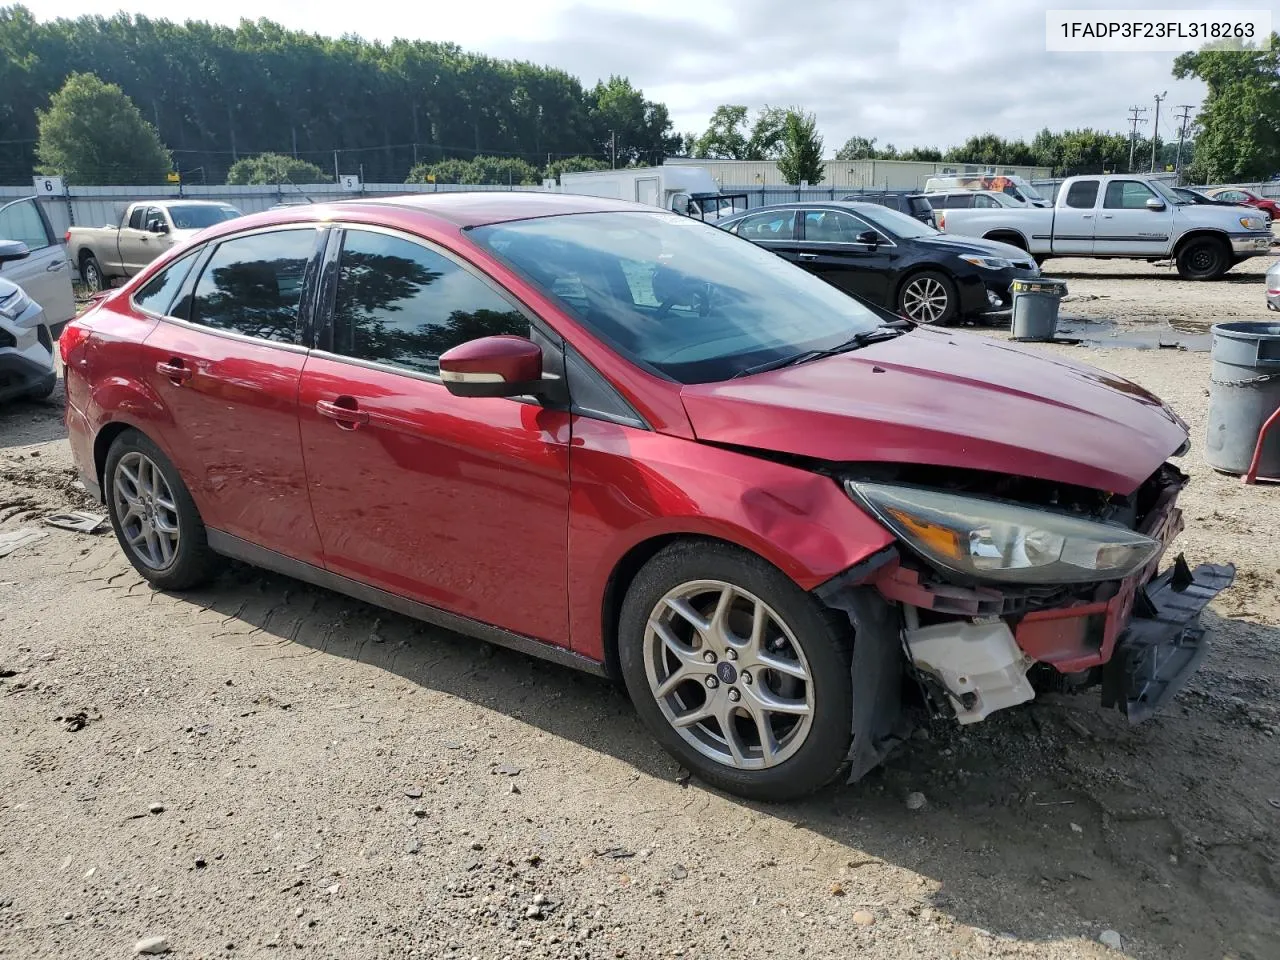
[1101,555,1235,724]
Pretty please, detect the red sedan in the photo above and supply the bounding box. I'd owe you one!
[60,193,1232,800]
[1205,187,1280,221]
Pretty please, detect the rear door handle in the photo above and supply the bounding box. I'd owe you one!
[155,359,193,384]
[316,397,370,428]
[797,252,819,261]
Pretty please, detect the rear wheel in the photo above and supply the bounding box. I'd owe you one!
[80,253,105,293]
[1175,237,1229,280]
[104,430,220,590]
[897,270,958,325]
[618,541,854,801]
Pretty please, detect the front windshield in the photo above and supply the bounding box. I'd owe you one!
[168,204,241,229]
[1014,181,1045,203]
[987,192,1022,208]
[469,211,884,384]
[855,204,938,238]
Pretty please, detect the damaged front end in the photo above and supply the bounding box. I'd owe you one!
[814,461,1235,782]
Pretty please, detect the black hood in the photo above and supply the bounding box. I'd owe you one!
[913,231,1033,261]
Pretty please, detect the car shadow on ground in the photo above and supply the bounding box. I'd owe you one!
[0,376,67,449]
[171,561,1280,960]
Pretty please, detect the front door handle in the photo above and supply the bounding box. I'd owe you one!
[46,259,66,272]
[155,359,192,384]
[316,397,370,429]
[797,252,819,261]
[1102,214,1114,219]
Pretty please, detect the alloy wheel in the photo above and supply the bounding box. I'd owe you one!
[83,259,102,292]
[643,579,815,770]
[901,276,950,323]
[112,451,181,569]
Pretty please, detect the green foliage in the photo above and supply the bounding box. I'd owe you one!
[0,7,679,184]
[691,104,788,160]
[226,152,327,185]
[1174,35,1280,182]
[777,110,824,185]
[34,71,171,185]
[406,155,539,185]
[835,136,878,161]
[545,155,608,180]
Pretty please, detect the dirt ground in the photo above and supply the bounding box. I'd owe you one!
[1,257,1277,960]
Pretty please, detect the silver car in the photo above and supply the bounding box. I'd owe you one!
[0,241,57,402]
[1268,260,1279,312]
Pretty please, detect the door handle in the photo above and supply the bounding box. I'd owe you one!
[1102,214,1114,219]
[316,397,370,429]
[797,252,819,261]
[155,359,192,384]
[46,259,65,272]
[1081,214,1093,219]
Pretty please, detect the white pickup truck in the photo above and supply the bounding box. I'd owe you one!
[936,174,1274,280]
[66,200,241,291]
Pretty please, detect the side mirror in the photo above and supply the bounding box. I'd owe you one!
[439,335,545,399]
[0,240,30,266]
[1145,197,1167,212]
[150,220,169,234]
[855,230,881,246]
[670,193,691,216]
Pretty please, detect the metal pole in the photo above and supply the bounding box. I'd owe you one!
[1151,92,1166,173]
[610,131,616,169]
[334,150,340,183]
[1173,105,1194,181]
[1126,106,1147,172]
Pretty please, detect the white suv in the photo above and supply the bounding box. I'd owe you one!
[0,241,57,402]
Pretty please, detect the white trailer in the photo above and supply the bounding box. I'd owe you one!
[557,165,746,220]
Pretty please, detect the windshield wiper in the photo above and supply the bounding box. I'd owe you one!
[731,326,904,379]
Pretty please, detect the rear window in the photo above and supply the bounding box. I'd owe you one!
[908,197,934,214]
[1064,180,1100,209]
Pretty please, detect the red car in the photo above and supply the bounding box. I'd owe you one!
[1205,187,1280,221]
[60,194,1233,800]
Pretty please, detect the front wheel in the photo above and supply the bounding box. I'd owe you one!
[618,541,854,801]
[104,429,220,590]
[1175,237,1229,280]
[897,270,958,325]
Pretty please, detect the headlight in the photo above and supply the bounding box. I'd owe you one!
[0,287,31,322]
[958,254,1013,270]
[845,480,1161,584]
[1240,216,1266,230]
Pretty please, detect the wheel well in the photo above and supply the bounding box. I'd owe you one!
[93,422,134,496]
[1173,230,1229,256]
[600,533,757,682]
[77,248,96,267]
[894,265,954,306]
[983,230,1028,251]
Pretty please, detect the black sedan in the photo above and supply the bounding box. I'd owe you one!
[717,201,1039,325]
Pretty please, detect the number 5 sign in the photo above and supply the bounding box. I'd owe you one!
[33,176,66,197]
[339,175,361,191]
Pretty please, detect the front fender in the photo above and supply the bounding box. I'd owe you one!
[566,418,894,660]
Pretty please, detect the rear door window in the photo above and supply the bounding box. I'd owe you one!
[187,229,320,343]
[1064,180,1100,209]
[732,210,797,241]
[133,253,198,316]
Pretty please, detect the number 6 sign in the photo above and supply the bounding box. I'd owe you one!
[32,176,66,197]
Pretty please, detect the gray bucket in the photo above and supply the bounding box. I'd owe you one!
[1205,321,1280,475]
[1010,278,1068,341]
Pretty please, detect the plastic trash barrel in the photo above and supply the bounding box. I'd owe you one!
[1205,321,1280,476]
[1009,278,1068,341]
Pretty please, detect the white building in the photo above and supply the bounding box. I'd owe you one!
[665,157,1052,191]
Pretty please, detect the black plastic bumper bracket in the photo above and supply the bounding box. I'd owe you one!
[1101,556,1235,724]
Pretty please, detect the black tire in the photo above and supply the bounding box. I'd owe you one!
[25,373,57,400]
[80,253,105,293]
[1033,255,1047,268]
[618,540,854,802]
[104,429,220,590]
[1175,236,1229,280]
[897,269,958,325]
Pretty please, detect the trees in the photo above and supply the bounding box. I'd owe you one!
[587,76,680,166]
[35,72,171,185]
[226,152,327,185]
[1174,35,1280,182]
[691,105,788,160]
[406,155,540,185]
[777,110,824,185]
[546,155,608,180]
[835,136,879,161]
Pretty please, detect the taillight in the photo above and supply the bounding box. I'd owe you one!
[938,212,946,230]
[64,230,71,245]
[59,319,90,366]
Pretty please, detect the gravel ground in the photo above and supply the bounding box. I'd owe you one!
[1,258,1278,960]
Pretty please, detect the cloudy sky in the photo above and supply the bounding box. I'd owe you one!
[22,0,1254,151]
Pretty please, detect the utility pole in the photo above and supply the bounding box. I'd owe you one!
[1151,91,1167,173]
[1126,106,1147,172]
[1173,104,1194,181]
[333,150,340,183]
[610,130,616,169]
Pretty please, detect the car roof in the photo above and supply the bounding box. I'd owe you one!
[358,191,656,227]
[724,200,881,218]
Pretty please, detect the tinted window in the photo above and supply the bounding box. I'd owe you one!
[804,210,866,242]
[0,199,52,250]
[974,195,998,208]
[331,230,527,376]
[733,210,796,241]
[134,253,197,316]
[943,194,972,209]
[471,211,882,384]
[854,205,936,238]
[1064,180,1100,209]
[1104,180,1157,209]
[188,230,316,343]
[127,207,146,230]
[168,204,241,230]
[144,207,166,231]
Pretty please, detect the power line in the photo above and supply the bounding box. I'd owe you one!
[1126,106,1147,172]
